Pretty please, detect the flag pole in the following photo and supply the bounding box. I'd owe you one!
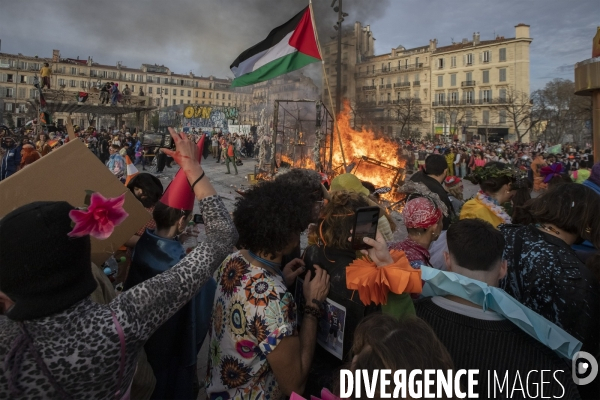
[309,0,347,169]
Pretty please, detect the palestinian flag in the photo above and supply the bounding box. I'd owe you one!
[230,6,321,87]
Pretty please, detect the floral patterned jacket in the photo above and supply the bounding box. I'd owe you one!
[206,252,296,400]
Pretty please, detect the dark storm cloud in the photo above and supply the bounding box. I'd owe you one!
[0,0,389,78]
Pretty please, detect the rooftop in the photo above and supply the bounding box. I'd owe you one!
[434,37,514,54]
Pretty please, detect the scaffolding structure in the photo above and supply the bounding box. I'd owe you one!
[268,100,335,174]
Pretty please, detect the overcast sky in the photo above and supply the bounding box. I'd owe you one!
[0,0,596,91]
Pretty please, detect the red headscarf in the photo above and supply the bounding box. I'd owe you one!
[402,197,442,229]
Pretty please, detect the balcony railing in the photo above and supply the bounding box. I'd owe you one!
[379,84,386,89]
[461,81,476,87]
[394,82,411,88]
[354,63,424,78]
[362,85,376,91]
[431,98,508,107]
[413,81,420,86]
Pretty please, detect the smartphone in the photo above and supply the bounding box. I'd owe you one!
[351,206,380,250]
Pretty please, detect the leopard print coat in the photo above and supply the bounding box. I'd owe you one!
[0,195,238,399]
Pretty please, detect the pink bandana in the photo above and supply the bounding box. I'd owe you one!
[402,197,442,229]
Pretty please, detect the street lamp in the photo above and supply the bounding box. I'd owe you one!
[331,0,348,117]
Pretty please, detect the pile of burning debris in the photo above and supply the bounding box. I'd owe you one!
[248,102,407,210]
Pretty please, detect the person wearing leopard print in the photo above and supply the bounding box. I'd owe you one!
[0,129,237,399]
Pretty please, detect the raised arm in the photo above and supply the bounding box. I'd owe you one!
[111,128,238,341]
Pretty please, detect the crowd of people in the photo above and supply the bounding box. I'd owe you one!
[1,125,600,399]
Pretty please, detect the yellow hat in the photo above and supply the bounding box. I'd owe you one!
[330,173,369,196]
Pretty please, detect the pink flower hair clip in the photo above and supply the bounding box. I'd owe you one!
[68,191,129,240]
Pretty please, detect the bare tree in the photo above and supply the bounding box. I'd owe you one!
[532,79,591,144]
[349,100,376,129]
[492,88,541,143]
[388,97,423,139]
[434,104,471,140]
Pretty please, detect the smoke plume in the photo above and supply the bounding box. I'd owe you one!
[1,0,390,80]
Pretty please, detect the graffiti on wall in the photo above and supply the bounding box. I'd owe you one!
[159,110,182,128]
[182,105,238,131]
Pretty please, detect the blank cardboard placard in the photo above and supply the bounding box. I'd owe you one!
[0,139,151,266]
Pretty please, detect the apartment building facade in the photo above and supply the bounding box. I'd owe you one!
[322,23,532,142]
[0,51,255,129]
[431,24,532,142]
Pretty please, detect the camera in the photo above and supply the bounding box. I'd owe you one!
[140,132,174,150]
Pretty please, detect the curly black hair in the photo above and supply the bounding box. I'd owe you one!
[233,180,314,259]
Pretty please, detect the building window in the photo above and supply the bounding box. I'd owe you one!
[482,50,490,63]
[187,90,191,96]
[451,56,457,67]
[499,88,507,101]
[148,87,153,94]
[173,89,176,95]
[482,89,491,103]
[436,111,445,124]
[415,57,420,66]
[436,92,445,104]
[482,110,490,124]
[155,98,160,106]
[195,91,198,97]
[499,68,507,82]
[209,92,212,98]
[466,91,474,104]
[499,109,507,124]
[450,74,456,87]
[195,100,198,104]
[71,67,77,75]
[466,72,473,82]
[482,70,489,84]
[228,94,231,100]
[172,99,176,105]
[466,53,474,65]
[499,48,507,62]
[216,93,220,99]
[156,77,161,84]
[450,91,458,104]
[438,58,444,69]
[466,111,473,125]
[180,90,184,96]
[187,100,190,104]
[202,91,206,98]
[164,99,168,107]
[69,80,76,87]
[437,75,443,88]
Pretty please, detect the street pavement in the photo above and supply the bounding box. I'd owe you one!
[148,154,480,399]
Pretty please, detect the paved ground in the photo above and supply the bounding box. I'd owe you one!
[149,155,481,399]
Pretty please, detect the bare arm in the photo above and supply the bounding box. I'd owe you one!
[265,267,330,395]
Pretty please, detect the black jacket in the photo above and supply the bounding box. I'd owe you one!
[410,171,454,229]
[500,224,600,354]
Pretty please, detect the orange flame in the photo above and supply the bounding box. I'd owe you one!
[281,154,316,170]
[331,101,406,189]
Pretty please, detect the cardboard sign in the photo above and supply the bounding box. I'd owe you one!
[0,139,151,266]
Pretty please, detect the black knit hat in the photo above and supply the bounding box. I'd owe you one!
[0,201,97,321]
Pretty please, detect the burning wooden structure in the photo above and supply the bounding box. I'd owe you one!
[258,99,406,196]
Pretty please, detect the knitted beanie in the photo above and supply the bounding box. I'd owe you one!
[0,201,97,321]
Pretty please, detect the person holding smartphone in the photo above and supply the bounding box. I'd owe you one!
[206,179,330,399]
[302,191,383,397]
